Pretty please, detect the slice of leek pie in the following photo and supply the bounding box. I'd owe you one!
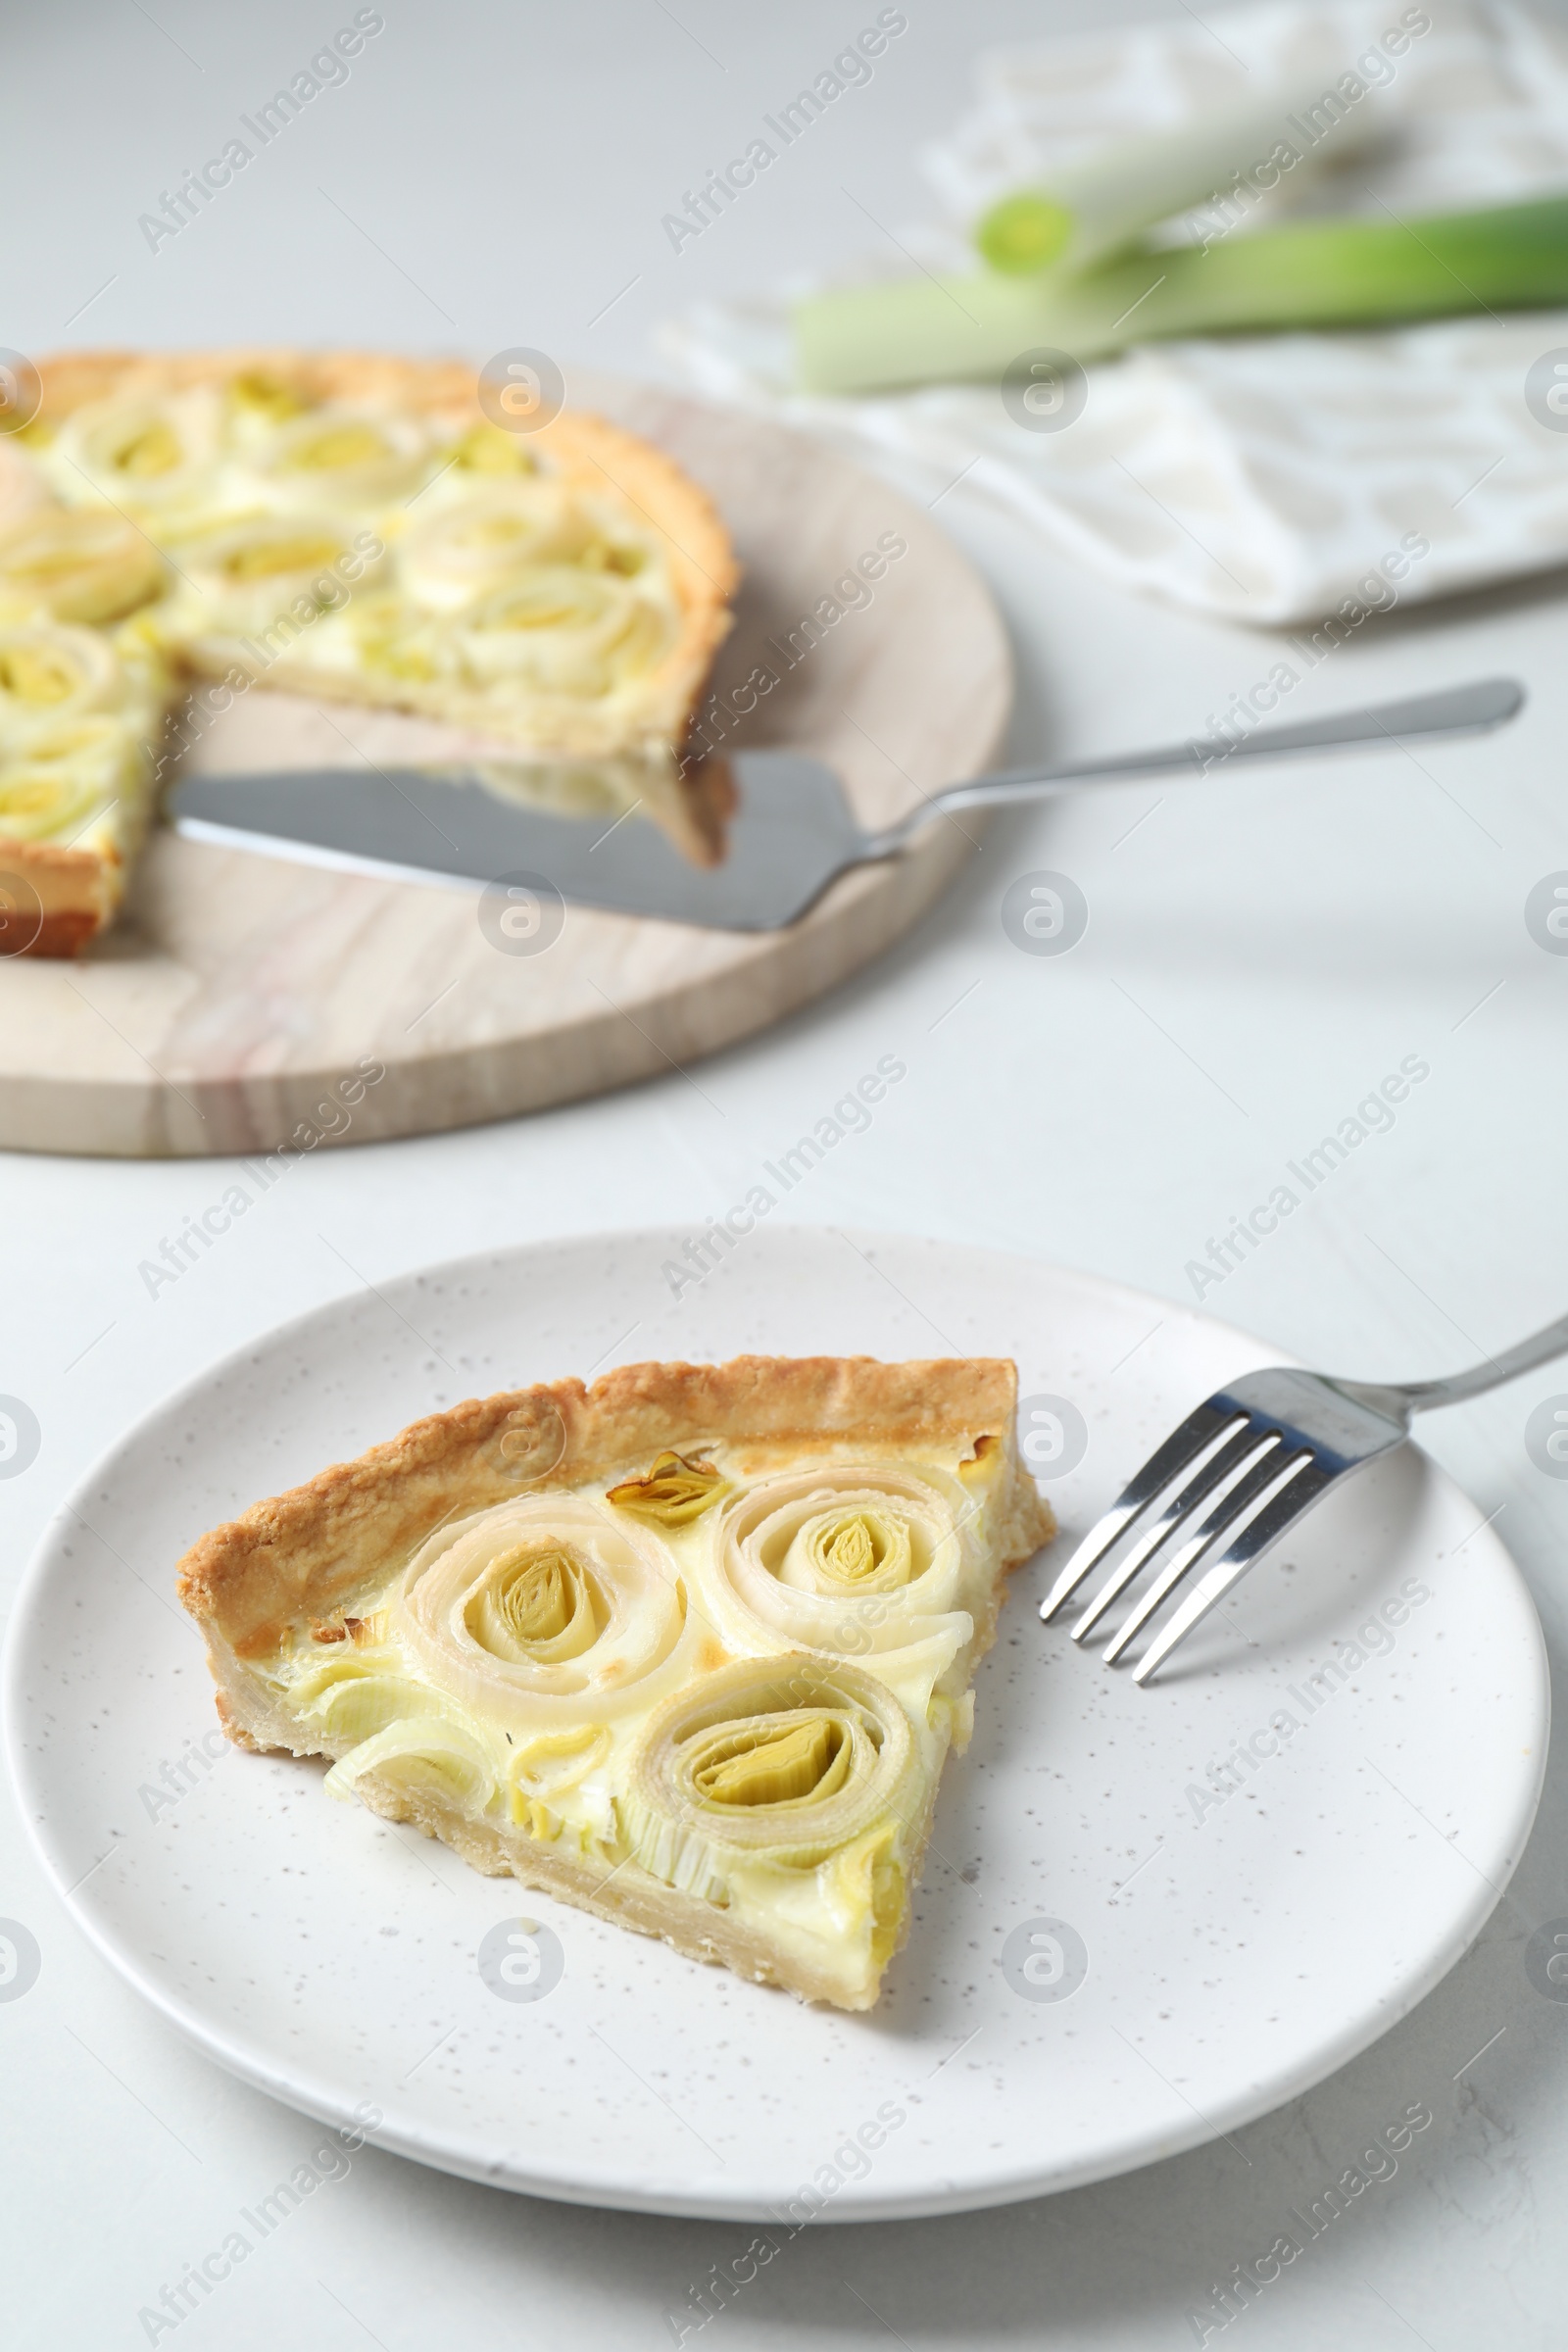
[178,1355,1054,2011]
[0,348,737,954]
[0,609,171,954]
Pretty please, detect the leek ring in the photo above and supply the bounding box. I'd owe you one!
[399,485,600,611]
[443,565,671,697]
[169,512,366,638]
[710,1466,971,1661]
[55,389,224,515]
[0,714,138,841]
[621,1654,915,1899]
[0,508,166,626]
[255,407,432,506]
[396,1494,691,1732]
[0,622,127,728]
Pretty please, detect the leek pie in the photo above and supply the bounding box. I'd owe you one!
[178,1354,1054,2011]
[0,349,737,955]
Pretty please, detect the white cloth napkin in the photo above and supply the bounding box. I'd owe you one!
[660,0,1568,626]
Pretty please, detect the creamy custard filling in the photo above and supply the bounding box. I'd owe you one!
[269,1445,1003,1999]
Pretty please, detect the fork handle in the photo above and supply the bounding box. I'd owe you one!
[1347,1309,1568,1418]
[870,677,1523,852]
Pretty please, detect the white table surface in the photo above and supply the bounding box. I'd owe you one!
[6,3,1568,2345]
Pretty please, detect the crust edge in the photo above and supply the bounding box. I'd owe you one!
[0,832,123,956]
[176,1353,1050,1656]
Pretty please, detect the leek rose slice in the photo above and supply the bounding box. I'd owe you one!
[253,407,432,506]
[400,487,603,612]
[466,1544,603,1667]
[0,714,139,841]
[710,1466,972,1663]
[622,1655,915,1901]
[56,389,224,516]
[443,566,672,697]
[607,1450,731,1529]
[0,508,167,625]
[396,1494,691,1732]
[0,623,126,728]
[695,1714,854,1808]
[0,763,104,844]
[172,513,366,639]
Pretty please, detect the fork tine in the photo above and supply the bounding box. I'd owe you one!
[1071,1424,1278,1642]
[1038,1400,1250,1622]
[1106,1445,1314,1666]
[1131,1456,1334,1686]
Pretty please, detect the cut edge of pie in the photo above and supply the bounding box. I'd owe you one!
[0,347,739,956]
[176,1354,1055,2010]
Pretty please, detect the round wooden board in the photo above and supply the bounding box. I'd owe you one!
[0,373,1010,1158]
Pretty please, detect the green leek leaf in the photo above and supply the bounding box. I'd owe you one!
[794,195,1568,395]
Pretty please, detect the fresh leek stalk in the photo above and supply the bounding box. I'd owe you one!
[794,195,1568,394]
[975,82,1371,276]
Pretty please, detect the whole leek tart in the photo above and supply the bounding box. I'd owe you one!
[177,1355,1054,2011]
[0,350,737,956]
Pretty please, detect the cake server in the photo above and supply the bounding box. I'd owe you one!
[171,675,1522,933]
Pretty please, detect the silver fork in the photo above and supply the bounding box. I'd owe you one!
[1040,1312,1568,1684]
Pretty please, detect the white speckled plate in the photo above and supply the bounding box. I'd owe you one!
[3,1229,1547,2221]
